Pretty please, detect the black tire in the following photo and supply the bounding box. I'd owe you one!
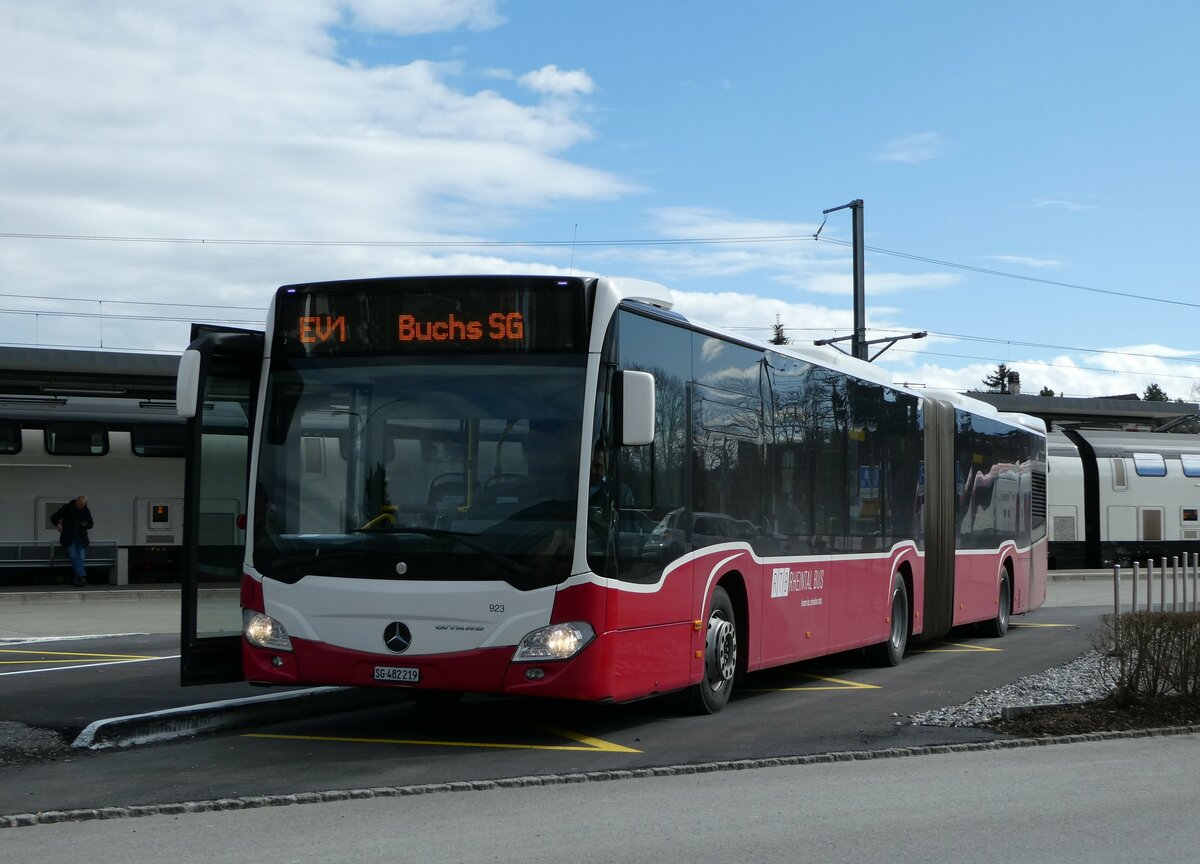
[689,586,738,714]
[869,579,909,667]
[980,575,1011,638]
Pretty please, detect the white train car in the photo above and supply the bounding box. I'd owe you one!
[1048,428,1200,568]
[0,396,186,582]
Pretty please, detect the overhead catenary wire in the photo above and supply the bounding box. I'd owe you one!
[2,229,1196,387]
[2,228,1194,309]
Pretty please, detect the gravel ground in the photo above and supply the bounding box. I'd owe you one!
[0,721,70,766]
[910,649,1116,728]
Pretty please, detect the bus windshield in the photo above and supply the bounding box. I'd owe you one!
[252,355,586,590]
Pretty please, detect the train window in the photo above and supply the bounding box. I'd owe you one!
[0,419,19,454]
[1132,452,1166,477]
[1181,454,1200,478]
[1111,457,1127,490]
[1182,508,1199,524]
[44,421,109,456]
[131,423,187,457]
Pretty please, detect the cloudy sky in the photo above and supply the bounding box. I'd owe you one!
[3,1,1199,400]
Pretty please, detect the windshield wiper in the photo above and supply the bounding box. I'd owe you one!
[351,526,532,578]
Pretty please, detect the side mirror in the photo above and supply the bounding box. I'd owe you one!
[619,370,655,446]
[176,349,203,419]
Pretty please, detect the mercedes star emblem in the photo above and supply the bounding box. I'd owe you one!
[383,621,412,653]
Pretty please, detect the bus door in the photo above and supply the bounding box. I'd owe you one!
[177,325,264,685]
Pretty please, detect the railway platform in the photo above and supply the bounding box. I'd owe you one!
[0,570,1130,639]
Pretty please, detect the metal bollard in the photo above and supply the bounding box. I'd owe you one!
[1113,564,1121,619]
[1173,557,1180,612]
[1132,561,1140,613]
[1158,558,1166,611]
[1192,552,1199,613]
[1147,559,1155,611]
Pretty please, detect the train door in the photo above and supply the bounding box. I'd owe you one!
[1107,506,1136,544]
[1140,507,1165,544]
[177,326,264,685]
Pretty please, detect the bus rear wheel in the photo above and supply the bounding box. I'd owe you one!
[981,575,1011,637]
[869,579,909,667]
[689,586,737,714]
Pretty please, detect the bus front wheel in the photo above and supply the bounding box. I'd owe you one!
[690,586,738,714]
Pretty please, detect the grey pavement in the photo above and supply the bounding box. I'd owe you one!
[5,734,1200,861]
[0,586,186,639]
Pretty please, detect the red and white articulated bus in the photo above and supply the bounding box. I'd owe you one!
[176,275,1047,713]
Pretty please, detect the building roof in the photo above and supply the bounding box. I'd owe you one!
[966,391,1200,430]
[0,346,179,401]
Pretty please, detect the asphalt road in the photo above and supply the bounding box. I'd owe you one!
[7,734,1200,863]
[0,573,1184,821]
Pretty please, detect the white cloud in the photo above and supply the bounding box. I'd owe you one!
[0,1,632,344]
[650,207,814,240]
[887,347,1200,403]
[800,272,959,296]
[669,290,856,342]
[345,0,504,34]
[984,255,1064,269]
[1026,194,1101,212]
[518,65,595,96]
[874,132,947,164]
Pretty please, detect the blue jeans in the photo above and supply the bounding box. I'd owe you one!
[67,542,87,582]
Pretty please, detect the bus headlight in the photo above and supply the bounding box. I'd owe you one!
[512,622,595,662]
[243,610,293,651]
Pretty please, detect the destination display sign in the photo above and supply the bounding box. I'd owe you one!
[273,276,586,356]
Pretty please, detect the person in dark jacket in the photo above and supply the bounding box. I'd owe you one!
[51,495,94,587]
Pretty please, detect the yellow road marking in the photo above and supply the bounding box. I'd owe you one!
[244,724,641,753]
[910,641,1002,653]
[540,725,641,752]
[0,648,159,664]
[747,671,881,692]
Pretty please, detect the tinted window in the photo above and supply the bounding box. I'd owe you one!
[45,422,108,456]
[1181,454,1200,478]
[611,310,690,582]
[691,331,763,552]
[617,310,689,516]
[1132,452,1167,477]
[764,353,922,556]
[131,423,187,457]
[955,411,1034,549]
[0,419,19,455]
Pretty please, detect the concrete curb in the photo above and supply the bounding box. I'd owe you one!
[72,686,402,750]
[6,723,1199,828]
[0,588,210,605]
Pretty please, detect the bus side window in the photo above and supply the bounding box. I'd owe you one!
[619,445,652,509]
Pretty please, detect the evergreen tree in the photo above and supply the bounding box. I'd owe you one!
[1143,383,1169,402]
[983,363,1012,393]
[769,313,790,345]
[1038,386,1057,397]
